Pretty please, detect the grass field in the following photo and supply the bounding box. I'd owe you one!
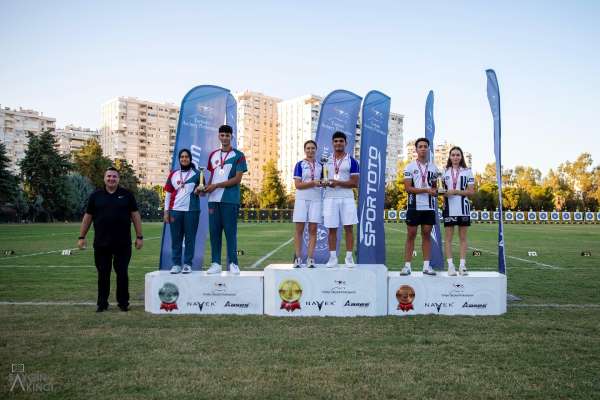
[1,222,599,399]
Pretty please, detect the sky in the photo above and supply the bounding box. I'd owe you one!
[1,0,599,173]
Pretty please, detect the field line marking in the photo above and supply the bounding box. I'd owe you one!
[249,237,294,269]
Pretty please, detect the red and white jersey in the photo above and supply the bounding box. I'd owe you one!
[164,168,200,211]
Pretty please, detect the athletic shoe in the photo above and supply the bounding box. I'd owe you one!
[170,265,182,274]
[182,264,192,274]
[293,257,302,268]
[307,258,316,268]
[459,265,469,276]
[96,306,108,313]
[447,264,457,276]
[206,263,222,274]
[326,255,338,268]
[344,254,355,268]
[118,305,129,312]
[400,265,411,276]
[229,263,240,275]
[423,265,437,276]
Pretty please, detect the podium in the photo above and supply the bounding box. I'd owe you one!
[145,271,263,315]
[388,271,506,316]
[263,264,388,317]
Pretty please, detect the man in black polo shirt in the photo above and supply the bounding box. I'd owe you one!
[78,167,143,312]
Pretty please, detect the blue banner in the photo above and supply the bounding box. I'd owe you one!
[306,89,362,263]
[159,85,236,270]
[486,69,507,274]
[357,90,390,264]
[424,90,444,270]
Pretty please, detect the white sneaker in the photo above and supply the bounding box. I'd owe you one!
[447,264,457,276]
[459,265,469,276]
[206,263,222,274]
[229,263,240,275]
[423,265,437,276]
[344,254,355,268]
[400,265,411,276]
[307,258,316,269]
[326,255,338,268]
[170,265,182,274]
[293,257,302,268]
[182,264,192,274]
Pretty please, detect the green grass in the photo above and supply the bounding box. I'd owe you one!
[1,222,599,399]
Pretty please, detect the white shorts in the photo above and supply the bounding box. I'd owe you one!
[323,197,358,228]
[293,199,323,223]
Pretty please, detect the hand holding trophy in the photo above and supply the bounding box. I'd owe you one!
[195,167,206,195]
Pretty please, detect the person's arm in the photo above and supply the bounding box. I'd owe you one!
[295,178,319,190]
[333,174,359,188]
[131,211,143,250]
[404,179,436,195]
[78,213,92,249]
[455,184,475,197]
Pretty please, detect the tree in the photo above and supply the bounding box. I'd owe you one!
[65,174,94,219]
[558,153,597,210]
[73,139,111,188]
[13,188,29,222]
[472,182,497,211]
[544,169,573,211]
[19,130,71,221]
[387,159,410,210]
[137,187,161,220]
[529,185,554,211]
[114,158,140,194]
[502,187,520,210]
[0,142,18,205]
[258,160,286,208]
[513,166,542,192]
[241,184,259,208]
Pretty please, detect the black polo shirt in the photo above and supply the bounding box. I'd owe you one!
[86,187,138,247]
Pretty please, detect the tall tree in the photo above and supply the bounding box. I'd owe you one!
[0,142,18,205]
[241,184,259,208]
[137,187,161,219]
[19,130,71,220]
[73,139,111,188]
[114,158,140,193]
[258,160,286,208]
[65,174,94,219]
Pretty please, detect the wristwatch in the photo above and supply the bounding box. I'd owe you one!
[137,236,144,240]
[78,236,85,240]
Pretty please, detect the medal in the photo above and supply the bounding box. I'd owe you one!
[219,169,225,176]
[334,174,340,180]
[333,153,345,181]
[305,159,315,181]
[451,167,460,190]
[179,169,191,194]
[416,160,428,187]
[219,149,231,174]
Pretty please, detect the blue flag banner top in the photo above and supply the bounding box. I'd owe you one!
[424,91,445,270]
[486,70,507,274]
[159,85,237,270]
[357,91,390,264]
[305,89,362,263]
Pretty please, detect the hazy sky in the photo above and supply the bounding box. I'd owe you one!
[1,0,599,173]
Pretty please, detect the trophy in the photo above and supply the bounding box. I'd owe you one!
[320,153,330,186]
[436,172,446,194]
[197,167,206,192]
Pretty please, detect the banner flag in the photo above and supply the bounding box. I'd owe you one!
[357,90,390,264]
[307,89,362,263]
[486,70,507,274]
[424,90,444,270]
[159,85,236,270]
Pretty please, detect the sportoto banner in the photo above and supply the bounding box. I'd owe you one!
[357,90,390,264]
[159,85,236,270]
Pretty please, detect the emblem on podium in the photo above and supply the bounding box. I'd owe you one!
[396,285,415,312]
[279,280,302,312]
[159,282,179,312]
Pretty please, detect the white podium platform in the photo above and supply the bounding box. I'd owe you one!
[263,264,388,317]
[145,271,263,315]
[388,271,507,316]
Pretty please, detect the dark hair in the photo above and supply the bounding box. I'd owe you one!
[445,146,468,169]
[178,148,192,160]
[218,124,233,134]
[178,148,195,171]
[415,137,430,148]
[332,131,347,142]
[105,166,119,175]
[304,140,317,149]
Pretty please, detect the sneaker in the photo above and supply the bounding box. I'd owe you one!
[400,265,411,276]
[423,265,437,276]
[206,263,222,274]
[170,265,182,274]
[182,264,192,274]
[447,264,457,276]
[229,263,240,275]
[344,254,355,268]
[326,255,338,268]
[118,305,129,312]
[293,257,302,268]
[96,305,108,313]
[307,258,316,268]
[459,265,469,276]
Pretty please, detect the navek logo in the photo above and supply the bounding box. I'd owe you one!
[424,302,455,312]
[305,300,336,311]
[187,301,216,311]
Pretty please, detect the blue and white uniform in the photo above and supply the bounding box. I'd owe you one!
[292,159,323,223]
[323,153,360,228]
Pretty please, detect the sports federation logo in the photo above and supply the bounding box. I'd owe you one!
[279,280,302,312]
[396,285,415,312]
[158,282,179,312]
[303,224,329,251]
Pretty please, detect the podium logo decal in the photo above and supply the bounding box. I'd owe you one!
[396,285,415,312]
[279,280,302,312]
[158,282,179,312]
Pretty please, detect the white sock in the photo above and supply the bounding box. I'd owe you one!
[330,251,336,258]
[404,262,411,268]
[447,258,455,267]
[346,251,352,258]
[423,260,430,269]
[460,259,466,267]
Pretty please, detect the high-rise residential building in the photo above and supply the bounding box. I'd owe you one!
[405,139,472,171]
[355,112,404,184]
[234,91,281,193]
[0,105,56,173]
[55,125,100,157]
[277,94,322,193]
[100,97,179,186]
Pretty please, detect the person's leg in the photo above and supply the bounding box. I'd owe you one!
[113,245,132,309]
[307,223,317,258]
[169,210,185,266]
[404,226,418,263]
[344,225,354,251]
[223,203,240,265]
[94,247,112,309]
[445,225,454,261]
[183,211,200,266]
[421,224,433,261]
[328,228,338,251]
[459,225,468,263]
[294,222,305,258]
[209,202,223,265]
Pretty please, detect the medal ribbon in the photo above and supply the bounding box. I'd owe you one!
[220,149,232,170]
[305,159,316,180]
[451,167,460,190]
[280,300,301,312]
[179,169,191,191]
[160,302,178,312]
[417,160,428,186]
[397,302,414,312]
[334,153,346,177]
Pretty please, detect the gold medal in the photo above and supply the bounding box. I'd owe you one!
[278,279,302,312]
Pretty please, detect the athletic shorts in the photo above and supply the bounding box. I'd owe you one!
[405,209,436,226]
[443,216,471,227]
[323,198,358,228]
[293,199,323,223]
